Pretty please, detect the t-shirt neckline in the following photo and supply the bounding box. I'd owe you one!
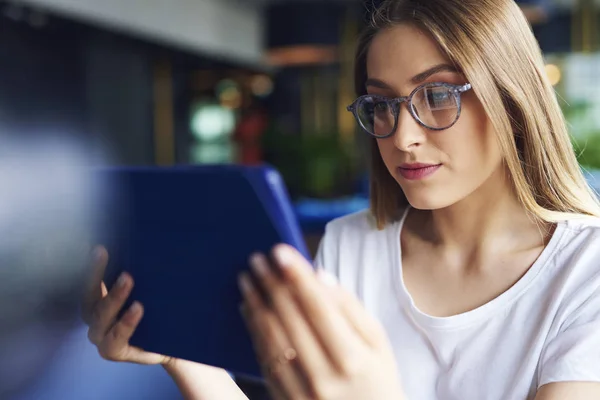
[391,206,568,330]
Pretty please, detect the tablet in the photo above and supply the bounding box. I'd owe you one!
[96,164,311,379]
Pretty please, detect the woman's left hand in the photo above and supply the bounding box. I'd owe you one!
[239,244,406,400]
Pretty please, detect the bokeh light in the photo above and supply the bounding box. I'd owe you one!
[545,64,561,86]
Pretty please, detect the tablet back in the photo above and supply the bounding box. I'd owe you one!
[97,165,309,379]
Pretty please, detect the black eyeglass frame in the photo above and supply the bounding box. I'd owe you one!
[346,82,473,138]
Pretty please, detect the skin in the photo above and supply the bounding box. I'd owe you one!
[83,22,599,400]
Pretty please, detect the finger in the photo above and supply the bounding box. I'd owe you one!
[82,246,108,324]
[238,274,269,365]
[101,281,108,298]
[97,301,171,365]
[239,298,311,400]
[248,255,332,378]
[87,272,133,345]
[317,269,388,349]
[271,244,363,369]
[97,300,143,360]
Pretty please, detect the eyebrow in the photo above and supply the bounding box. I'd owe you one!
[365,63,459,90]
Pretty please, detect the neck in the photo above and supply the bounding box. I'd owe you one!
[414,168,545,254]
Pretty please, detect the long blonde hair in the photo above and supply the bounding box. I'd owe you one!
[357,0,600,229]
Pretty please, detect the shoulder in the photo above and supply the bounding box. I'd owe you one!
[551,215,600,279]
[323,208,379,237]
[545,216,600,324]
[315,209,376,270]
[315,208,401,274]
[559,216,600,259]
[321,208,403,248]
[563,214,600,233]
[537,216,600,387]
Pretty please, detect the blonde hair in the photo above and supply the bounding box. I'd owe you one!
[357,0,600,229]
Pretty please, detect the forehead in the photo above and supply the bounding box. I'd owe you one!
[367,24,450,84]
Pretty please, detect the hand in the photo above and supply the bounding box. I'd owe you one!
[239,244,406,400]
[82,246,250,400]
[82,246,173,365]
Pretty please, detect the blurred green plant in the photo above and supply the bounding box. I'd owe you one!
[561,100,600,170]
[262,128,359,199]
[573,133,600,170]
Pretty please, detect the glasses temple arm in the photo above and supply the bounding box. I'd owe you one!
[457,83,472,93]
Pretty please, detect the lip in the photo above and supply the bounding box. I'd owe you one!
[397,163,442,181]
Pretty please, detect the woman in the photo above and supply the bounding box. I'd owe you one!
[84,0,600,399]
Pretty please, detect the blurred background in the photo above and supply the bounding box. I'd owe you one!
[1,0,599,398]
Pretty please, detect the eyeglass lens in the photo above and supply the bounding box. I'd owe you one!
[357,85,460,137]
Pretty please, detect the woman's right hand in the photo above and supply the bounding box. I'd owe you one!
[82,246,173,365]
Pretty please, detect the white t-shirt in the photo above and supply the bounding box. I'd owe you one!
[315,208,600,400]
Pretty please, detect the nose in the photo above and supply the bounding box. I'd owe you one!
[391,104,425,151]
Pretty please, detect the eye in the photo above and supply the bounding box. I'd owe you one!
[374,101,390,113]
[424,88,454,110]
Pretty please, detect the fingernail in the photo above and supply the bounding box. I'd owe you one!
[273,245,293,268]
[238,273,254,294]
[116,272,128,288]
[128,301,142,315]
[317,269,338,287]
[250,254,269,277]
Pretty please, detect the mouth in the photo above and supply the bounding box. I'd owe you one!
[396,163,442,181]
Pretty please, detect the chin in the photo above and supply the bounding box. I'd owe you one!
[403,190,457,211]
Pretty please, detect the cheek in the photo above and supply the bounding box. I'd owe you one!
[376,138,397,171]
[441,108,501,173]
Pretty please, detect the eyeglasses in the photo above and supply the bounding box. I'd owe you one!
[347,82,472,138]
